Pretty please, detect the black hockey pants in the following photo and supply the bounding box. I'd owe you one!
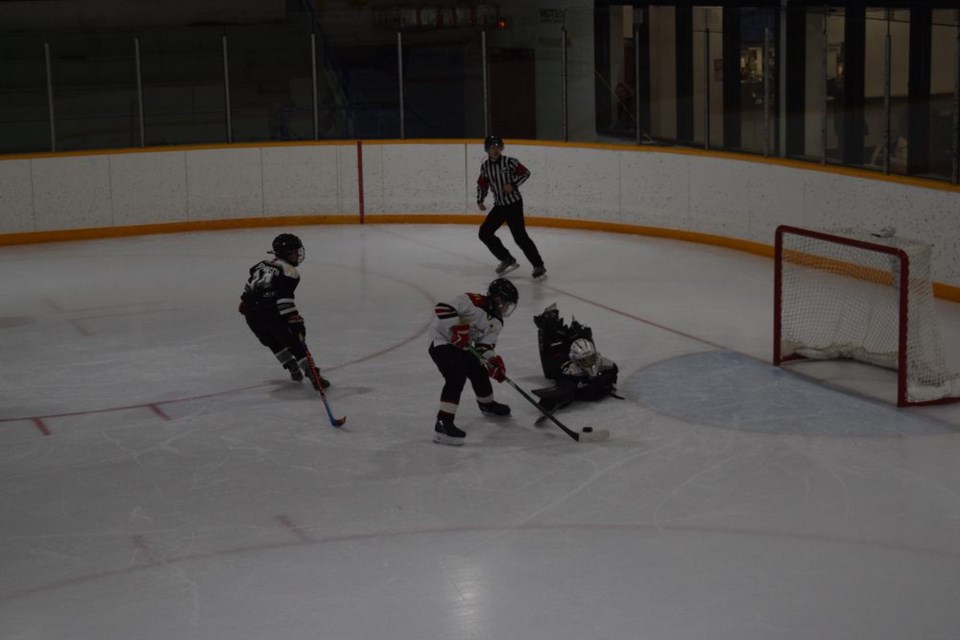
[429,343,493,405]
[245,307,306,359]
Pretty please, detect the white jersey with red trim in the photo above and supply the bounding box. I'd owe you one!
[431,292,502,358]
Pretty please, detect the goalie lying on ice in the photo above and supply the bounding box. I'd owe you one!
[532,304,619,413]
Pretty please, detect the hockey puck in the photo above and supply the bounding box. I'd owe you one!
[582,427,593,433]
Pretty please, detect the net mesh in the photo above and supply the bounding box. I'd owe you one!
[778,228,960,404]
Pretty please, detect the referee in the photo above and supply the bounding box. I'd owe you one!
[476,136,547,280]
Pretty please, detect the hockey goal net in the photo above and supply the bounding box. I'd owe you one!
[774,225,960,406]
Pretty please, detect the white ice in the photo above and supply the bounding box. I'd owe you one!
[2,225,960,640]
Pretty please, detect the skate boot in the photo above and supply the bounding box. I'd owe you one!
[478,399,511,417]
[433,418,466,446]
[309,370,331,391]
[298,358,331,390]
[284,361,304,382]
[531,264,547,281]
[495,258,519,276]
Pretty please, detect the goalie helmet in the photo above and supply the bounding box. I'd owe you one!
[484,135,504,151]
[271,233,305,265]
[569,338,601,378]
[487,277,519,319]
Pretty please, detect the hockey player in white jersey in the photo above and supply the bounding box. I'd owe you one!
[428,278,519,445]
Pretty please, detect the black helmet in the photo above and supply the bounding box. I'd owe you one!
[487,277,518,318]
[271,233,305,265]
[484,135,504,151]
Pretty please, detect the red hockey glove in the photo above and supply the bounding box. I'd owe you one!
[450,324,471,349]
[486,355,506,382]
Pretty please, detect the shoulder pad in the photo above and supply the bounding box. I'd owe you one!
[272,258,299,278]
[467,293,487,308]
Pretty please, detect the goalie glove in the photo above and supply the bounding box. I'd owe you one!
[485,355,506,382]
[450,324,471,349]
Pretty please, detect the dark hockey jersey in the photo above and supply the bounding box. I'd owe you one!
[533,358,618,412]
[240,256,300,318]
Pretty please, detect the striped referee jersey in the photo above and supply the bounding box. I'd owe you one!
[477,156,531,207]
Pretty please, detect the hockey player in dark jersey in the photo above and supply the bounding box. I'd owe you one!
[532,304,618,413]
[477,136,547,281]
[239,233,330,390]
[428,278,519,446]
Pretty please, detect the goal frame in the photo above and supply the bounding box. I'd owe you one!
[774,224,924,407]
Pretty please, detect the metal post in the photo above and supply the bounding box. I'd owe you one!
[397,31,405,139]
[634,25,642,145]
[311,32,319,140]
[561,27,568,141]
[779,0,788,157]
[482,30,489,137]
[704,26,711,150]
[134,37,145,147]
[821,10,828,165]
[44,42,56,152]
[763,25,771,156]
[883,14,892,174]
[954,13,960,184]
[222,35,232,143]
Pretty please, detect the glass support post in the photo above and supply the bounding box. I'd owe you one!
[397,32,405,140]
[311,33,319,140]
[764,26,771,156]
[482,30,489,137]
[134,38,145,147]
[635,25,642,145]
[821,10,828,165]
[44,42,56,152]
[704,27,711,150]
[222,35,233,143]
[883,14,892,175]
[561,27,569,141]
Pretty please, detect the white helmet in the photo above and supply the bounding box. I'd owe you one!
[569,338,600,377]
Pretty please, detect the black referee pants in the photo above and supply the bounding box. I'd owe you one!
[479,200,544,267]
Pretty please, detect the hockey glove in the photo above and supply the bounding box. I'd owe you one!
[288,314,306,340]
[238,301,248,315]
[486,355,506,382]
[450,324,471,349]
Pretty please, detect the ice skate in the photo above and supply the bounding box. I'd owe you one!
[284,361,304,382]
[532,265,547,281]
[433,418,466,446]
[495,258,519,276]
[478,399,511,417]
[310,372,331,391]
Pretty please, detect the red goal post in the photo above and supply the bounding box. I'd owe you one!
[774,225,960,407]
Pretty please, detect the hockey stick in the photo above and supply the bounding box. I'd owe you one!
[533,397,572,427]
[302,343,346,427]
[468,347,609,443]
[534,391,624,426]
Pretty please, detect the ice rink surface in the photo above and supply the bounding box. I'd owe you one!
[2,224,960,640]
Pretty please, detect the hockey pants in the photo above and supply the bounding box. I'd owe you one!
[245,308,306,360]
[429,343,493,405]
